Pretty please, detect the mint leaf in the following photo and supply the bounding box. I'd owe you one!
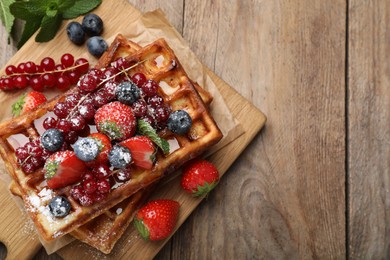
[10,0,47,18]
[0,0,15,40]
[62,0,102,19]
[58,0,76,12]
[17,17,41,48]
[35,14,62,42]
[137,119,170,155]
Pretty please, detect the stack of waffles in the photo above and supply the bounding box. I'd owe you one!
[0,34,223,254]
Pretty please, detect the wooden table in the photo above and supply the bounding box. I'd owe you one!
[0,0,388,259]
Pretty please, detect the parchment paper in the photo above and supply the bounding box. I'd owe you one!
[0,7,244,255]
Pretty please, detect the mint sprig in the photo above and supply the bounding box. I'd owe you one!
[8,0,102,48]
[137,119,170,155]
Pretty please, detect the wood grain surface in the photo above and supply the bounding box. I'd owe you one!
[348,0,390,259]
[0,0,388,259]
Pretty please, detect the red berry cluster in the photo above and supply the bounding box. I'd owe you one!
[0,54,89,92]
[15,139,51,174]
[70,164,131,206]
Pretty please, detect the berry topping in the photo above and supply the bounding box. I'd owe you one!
[92,164,111,180]
[167,110,192,135]
[181,159,220,197]
[115,81,140,105]
[11,91,47,116]
[82,13,103,36]
[87,36,108,57]
[78,73,98,93]
[88,133,112,164]
[113,168,132,182]
[41,128,64,152]
[48,196,71,217]
[131,99,148,117]
[97,179,110,194]
[44,150,86,189]
[134,199,180,241]
[83,179,98,194]
[108,145,132,169]
[131,73,147,88]
[95,101,136,141]
[66,21,85,45]
[121,136,156,170]
[141,79,158,97]
[73,137,99,162]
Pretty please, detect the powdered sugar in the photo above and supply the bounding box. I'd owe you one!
[116,208,123,215]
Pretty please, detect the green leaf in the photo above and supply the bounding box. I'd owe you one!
[44,160,59,179]
[10,0,48,18]
[62,0,102,19]
[134,218,150,240]
[17,17,42,48]
[58,0,76,12]
[11,93,26,117]
[35,14,62,42]
[0,0,15,40]
[137,119,170,155]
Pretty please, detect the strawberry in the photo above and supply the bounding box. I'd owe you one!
[87,133,112,165]
[181,159,220,197]
[134,199,180,241]
[121,136,156,170]
[12,91,47,116]
[94,101,136,141]
[44,150,87,189]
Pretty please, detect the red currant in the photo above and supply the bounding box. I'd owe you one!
[147,95,164,107]
[155,105,170,122]
[74,58,89,74]
[78,103,95,121]
[15,147,29,160]
[102,81,117,100]
[142,79,158,97]
[78,74,98,92]
[30,76,44,91]
[57,119,72,133]
[92,164,111,180]
[56,75,71,91]
[70,115,86,131]
[67,70,80,85]
[40,57,55,71]
[113,168,132,182]
[3,77,14,90]
[13,75,28,88]
[65,130,79,144]
[41,73,56,88]
[131,99,148,117]
[92,91,108,108]
[83,172,95,181]
[61,53,74,68]
[17,63,26,73]
[83,179,97,194]
[65,92,82,107]
[71,184,84,200]
[43,117,58,129]
[25,61,36,74]
[53,102,69,118]
[111,57,130,70]
[97,179,110,194]
[131,72,147,87]
[22,163,35,174]
[79,193,94,206]
[5,65,17,75]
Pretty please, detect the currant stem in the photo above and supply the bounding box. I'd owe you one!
[3,62,89,78]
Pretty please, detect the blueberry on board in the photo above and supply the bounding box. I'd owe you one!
[167,110,192,135]
[73,137,99,162]
[41,128,64,152]
[87,36,108,57]
[48,196,71,217]
[108,145,132,169]
[116,81,140,105]
[66,21,85,45]
[82,13,103,36]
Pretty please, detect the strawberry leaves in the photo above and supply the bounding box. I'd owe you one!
[11,93,26,117]
[7,0,102,48]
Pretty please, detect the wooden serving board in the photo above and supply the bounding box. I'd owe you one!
[0,0,266,259]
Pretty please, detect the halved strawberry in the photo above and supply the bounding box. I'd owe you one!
[44,150,87,189]
[87,133,112,165]
[121,136,156,170]
[12,91,47,116]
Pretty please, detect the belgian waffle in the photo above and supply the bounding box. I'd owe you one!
[0,36,223,248]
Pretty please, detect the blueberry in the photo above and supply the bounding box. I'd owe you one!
[66,21,85,45]
[167,110,192,134]
[82,13,103,36]
[41,128,64,152]
[116,81,140,105]
[48,196,71,217]
[73,137,99,162]
[108,145,132,169]
[87,36,108,57]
